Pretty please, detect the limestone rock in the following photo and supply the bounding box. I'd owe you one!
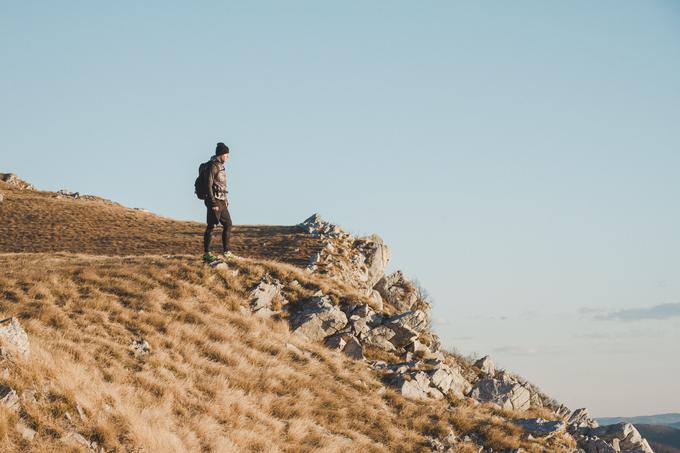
[324,333,365,360]
[584,423,653,453]
[470,376,531,411]
[568,408,599,430]
[363,325,397,351]
[391,371,443,401]
[291,296,348,341]
[385,310,429,334]
[129,338,150,355]
[57,189,80,199]
[249,278,286,314]
[356,235,391,288]
[512,418,565,437]
[474,355,495,376]
[428,365,472,397]
[16,421,37,441]
[0,317,30,358]
[375,271,419,311]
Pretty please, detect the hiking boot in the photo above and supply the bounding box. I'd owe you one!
[221,251,240,260]
[203,252,220,264]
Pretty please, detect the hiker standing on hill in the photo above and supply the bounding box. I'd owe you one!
[201,142,236,263]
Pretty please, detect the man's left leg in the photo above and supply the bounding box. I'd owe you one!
[220,205,233,253]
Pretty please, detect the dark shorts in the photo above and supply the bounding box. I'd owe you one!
[205,200,232,227]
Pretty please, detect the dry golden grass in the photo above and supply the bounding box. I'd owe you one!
[0,181,321,266]
[0,181,577,452]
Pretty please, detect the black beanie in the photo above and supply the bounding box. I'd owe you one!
[216,142,230,155]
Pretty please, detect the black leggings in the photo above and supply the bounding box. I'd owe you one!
[204,203,232,253]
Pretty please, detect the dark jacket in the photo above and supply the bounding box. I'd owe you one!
[206,156,227,207]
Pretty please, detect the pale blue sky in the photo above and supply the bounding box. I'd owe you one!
[2,1,679,416]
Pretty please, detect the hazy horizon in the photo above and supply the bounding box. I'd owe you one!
[2,1,679,417]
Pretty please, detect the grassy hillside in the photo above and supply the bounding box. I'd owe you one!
[0,177,578,452]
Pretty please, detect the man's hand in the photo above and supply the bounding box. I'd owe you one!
[212,206,219,211]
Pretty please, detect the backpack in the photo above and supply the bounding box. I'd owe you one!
[194,161,212,200]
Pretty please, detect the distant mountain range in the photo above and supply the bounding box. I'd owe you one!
[596,414,680,453]
[596,413,680,427]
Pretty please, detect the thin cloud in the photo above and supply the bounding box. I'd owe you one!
[593,302,680,321]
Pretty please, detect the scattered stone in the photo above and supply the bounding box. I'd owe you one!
[375,271,419,311]
[474,355,495,376]
[513,418,565,437]
[291,296,348,341]
[129,338,150,355]
[0,384,20,411]
[0,317,30,358]
[57,189,80,199]
[16,421,37,442]
[363,325,397,352]
[62,431,99,451]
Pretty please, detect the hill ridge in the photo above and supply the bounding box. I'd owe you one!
[0,175,655,452]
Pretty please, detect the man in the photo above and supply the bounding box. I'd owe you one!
[203,142,236,263]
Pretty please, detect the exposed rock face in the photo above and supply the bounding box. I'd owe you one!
[0,317,30,358]
[291,296,348,342]
[325,333,364,360]
[375,271,418,311]
[386,310,429,334]
[567,407,599,430]
[428,365,472,397]
[357,235,391,288]
[0,173,34,190]
[470,375,531,411]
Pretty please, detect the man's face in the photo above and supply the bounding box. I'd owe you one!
[220,153,229,163]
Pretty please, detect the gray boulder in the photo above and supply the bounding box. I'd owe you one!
[374,271,419,311]
[0,317,30,358]
[568,408,599,430]
[249,278,286,314]
[385,310,429,334]
[391,371,444,401]
[291,296,348,341]
[428,365,472,397]
[363,325,398,351]
[470,376,531,411]
[512,418,565,437]
[584,423,653,453]
[324,333,364,360]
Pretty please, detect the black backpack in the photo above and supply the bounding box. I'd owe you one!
[194,161,212,200]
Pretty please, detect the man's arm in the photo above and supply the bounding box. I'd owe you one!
[206,162,217,208]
